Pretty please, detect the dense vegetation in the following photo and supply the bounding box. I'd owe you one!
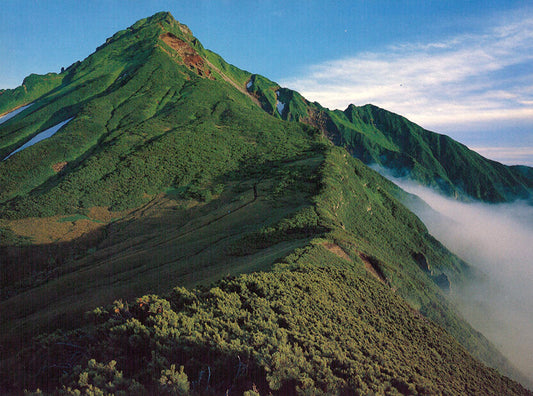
[14,248,531,395]
[0,11,531,395]
[4,147,529,394]
[0,73,64,116]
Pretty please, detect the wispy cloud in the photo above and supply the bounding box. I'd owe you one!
[470,146,533,166]
[280,12,533,134]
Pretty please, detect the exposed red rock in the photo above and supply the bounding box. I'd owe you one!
[160,33,211,78]
[51,161,67,173]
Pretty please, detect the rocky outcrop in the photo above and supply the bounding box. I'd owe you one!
[160,33,212,78]
[412,252,431,272]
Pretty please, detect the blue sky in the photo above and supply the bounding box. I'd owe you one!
[1,0,532,165]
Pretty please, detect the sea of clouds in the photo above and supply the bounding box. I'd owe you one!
[377,170,533,384]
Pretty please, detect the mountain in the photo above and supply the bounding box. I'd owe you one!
[247,76,533,203]
[0,12,531,395]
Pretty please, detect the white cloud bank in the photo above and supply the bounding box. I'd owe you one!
[281,11,533,145]
[384,174,533,385]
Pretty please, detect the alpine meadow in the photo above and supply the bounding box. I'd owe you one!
[0,12,532,395]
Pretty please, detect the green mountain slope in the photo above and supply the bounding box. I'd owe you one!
[0,11,531,394]
[247,75,533,203]
[3,144,530,394]
[12,249,529,395]
[0,73,64,117]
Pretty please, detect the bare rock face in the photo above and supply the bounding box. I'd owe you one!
[412,252,430,272]
[52,161,67,173]
[160,33,212,78]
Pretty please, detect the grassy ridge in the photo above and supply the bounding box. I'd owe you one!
[5,145,531,395]
[247,77,533,203]
[12,248,531,395]
[3,145,528,393]
[314,148,521,378]
[0,73,64,116]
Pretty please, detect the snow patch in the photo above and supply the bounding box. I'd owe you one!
[3,117,74,161]
[277,101,285,115]
[275,91,285,115]
[0,103,33,125]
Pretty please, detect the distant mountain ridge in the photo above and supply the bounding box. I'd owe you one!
[245,75,533,203]
[0,12,531,394]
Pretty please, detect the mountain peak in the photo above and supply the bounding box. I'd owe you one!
[98,11,193,50]
[147,11,193,37]
[87,11,214,80]
[150,10,174,20]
